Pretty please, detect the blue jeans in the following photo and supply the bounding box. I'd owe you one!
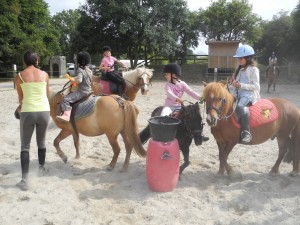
[236,96,251,119]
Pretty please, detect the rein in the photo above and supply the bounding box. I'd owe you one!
[55,81,73,96]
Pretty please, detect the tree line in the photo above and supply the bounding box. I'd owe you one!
[1,0,300,74]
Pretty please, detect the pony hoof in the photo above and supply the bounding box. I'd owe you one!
[268,170,279,176]
[119,168,128,173]
[106,165,114,171]
[289,171,299,177]
[61,155,68,163]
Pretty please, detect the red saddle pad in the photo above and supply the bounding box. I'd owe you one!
[231,99,279,129]
[100,80,112,95]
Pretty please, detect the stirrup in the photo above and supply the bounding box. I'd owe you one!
[241,130,252,143]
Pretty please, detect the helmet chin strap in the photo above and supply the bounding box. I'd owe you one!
[171,74,180,84]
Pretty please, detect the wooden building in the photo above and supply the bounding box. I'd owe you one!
[206,41,240,75]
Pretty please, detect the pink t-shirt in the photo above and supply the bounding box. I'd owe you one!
[164,80,200,107]
[101,56,117,71]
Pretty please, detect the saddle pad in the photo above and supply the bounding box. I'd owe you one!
[231,99,279,129]
[74,96,99,120]
[100,80,112,95]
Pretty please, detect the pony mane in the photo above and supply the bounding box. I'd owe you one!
[123,67,153,87]
[203,82,234,115]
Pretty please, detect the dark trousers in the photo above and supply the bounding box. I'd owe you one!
[106,71,126,96]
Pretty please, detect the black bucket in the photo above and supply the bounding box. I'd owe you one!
[148,116,181,142]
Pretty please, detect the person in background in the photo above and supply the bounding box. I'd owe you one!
[99,46,129,99]
[161,63,209,142]
[57,51,93,122]
[230,44,261,143]
[15,50,50,191]
[266,51,280,76]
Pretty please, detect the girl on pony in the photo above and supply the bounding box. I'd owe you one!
[230,44,261,143]
[99,46,129,99]
[161,63,209,141]
[57,51,93,122]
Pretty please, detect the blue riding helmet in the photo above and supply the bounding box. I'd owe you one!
[233,44,255,58]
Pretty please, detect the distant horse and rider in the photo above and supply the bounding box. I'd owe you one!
[266,51,280,93]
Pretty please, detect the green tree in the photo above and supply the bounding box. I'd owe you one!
[255,11,293,63]
[52,10,81,62]
[17,0,60,67]
[291,1,300,62]
[0,0,21,70]
[200,0,261,43]
[75,0,192,67]
[0,0,60,73]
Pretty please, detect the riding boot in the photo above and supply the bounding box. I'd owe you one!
[38,148,46,175]
[239,111,252,143]
[118,85,129,100]
[16,151,29,191]
[202,135,209,142]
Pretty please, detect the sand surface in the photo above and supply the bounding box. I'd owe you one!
[1,79,300,225]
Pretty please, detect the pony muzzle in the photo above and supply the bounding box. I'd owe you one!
[206,115,217,127]
[141,85,149,95]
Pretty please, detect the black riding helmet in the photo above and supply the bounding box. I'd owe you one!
[77,51,91,67]
[102,46,111,53]
[163,63,181,77]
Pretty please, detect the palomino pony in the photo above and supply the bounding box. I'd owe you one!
[92,67,153,101]
[267,64,279,93]
[202,82,300,176]
[49,89,146,171]
[139,102,205,174]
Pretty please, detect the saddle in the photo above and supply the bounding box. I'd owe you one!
[231,99,279,128]
[100,71,126,95]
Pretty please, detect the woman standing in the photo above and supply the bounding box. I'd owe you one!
[15,50,50,191]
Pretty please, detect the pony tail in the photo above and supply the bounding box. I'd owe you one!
[123,101,147,157]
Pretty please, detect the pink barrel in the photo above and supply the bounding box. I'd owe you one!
[146,138,180,192]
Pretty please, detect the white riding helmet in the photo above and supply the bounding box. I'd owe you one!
[233,44,255,58]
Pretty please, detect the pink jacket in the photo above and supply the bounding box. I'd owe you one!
[101,56,117,71]
[164,80,200,107]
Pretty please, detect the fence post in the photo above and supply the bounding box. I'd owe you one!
[214,68,218,81]
[13,64,17,89]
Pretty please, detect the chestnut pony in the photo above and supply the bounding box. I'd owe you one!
[202,82,300,176]
[92,67,153,101]
[48,89,146,172]
[267,64,280,93]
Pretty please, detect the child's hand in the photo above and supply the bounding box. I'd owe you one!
[65,74,77,87]
[227,76,235,84]
[176,98,184,104]
[232,80,241,89]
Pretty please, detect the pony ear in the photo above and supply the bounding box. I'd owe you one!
[220,80,227,85]
[202,81,208,87]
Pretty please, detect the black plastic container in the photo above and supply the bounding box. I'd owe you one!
[148,116,181,142]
